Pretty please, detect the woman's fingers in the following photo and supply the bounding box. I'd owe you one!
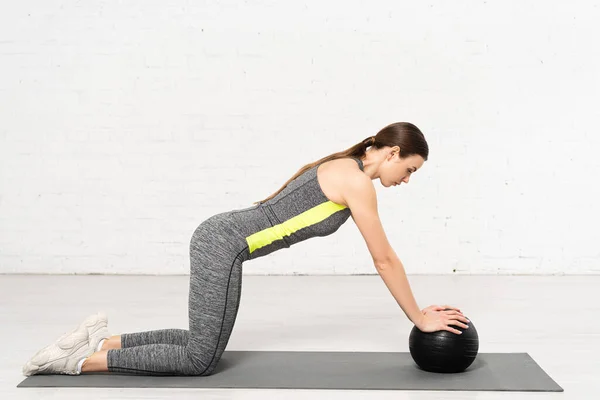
[444,325,463,335]
[444,310,470,322]
[442,305,461,312]
[448,320,469,329]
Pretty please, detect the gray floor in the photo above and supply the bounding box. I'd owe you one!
[2,274,597,399]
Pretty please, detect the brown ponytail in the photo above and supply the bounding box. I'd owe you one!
[253,122,428,205]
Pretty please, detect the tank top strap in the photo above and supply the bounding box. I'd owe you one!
[350,156,364,171]
[315,157,364,171]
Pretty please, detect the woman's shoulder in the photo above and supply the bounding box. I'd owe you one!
[316,157,366,207]
[325,156,363,171]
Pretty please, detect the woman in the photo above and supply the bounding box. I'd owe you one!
[23,121,469,376]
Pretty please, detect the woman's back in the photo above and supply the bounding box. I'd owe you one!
[223,157,365,261]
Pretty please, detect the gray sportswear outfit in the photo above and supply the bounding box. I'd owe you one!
[106,157,365,376]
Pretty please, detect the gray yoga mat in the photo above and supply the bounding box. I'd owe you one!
[17,351,563,392]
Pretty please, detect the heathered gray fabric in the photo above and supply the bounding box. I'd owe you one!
[106,157,364,376]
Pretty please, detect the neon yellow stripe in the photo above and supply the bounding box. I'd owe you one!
[246,201,347,254]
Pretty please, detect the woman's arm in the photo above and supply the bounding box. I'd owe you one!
[342,170,422,324]
[373,254,423,324]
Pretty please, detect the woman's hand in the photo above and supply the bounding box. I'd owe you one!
[416,305,470,335]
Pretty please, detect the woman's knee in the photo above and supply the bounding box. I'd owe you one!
[185,348,220,376]
[198,364,217,376]
[186,361,217,376]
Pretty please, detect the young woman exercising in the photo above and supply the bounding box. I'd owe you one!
[23,121,469,376]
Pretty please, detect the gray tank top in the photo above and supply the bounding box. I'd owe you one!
[226,157,364,261]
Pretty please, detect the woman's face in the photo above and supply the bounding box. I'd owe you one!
[380,150,425,188]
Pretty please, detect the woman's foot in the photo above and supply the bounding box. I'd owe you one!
[22,312,111,376]
[22,326,92,376]
[85,312,111,352]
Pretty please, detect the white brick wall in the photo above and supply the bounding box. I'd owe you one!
[1,1,599,275]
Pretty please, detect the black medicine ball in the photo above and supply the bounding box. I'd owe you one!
[408,315,479,373]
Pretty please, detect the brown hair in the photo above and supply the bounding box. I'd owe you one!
[253,122,428,205]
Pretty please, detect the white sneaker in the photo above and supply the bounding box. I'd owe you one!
[56,312,110,354]
[90,325,111,352]
[79,312,111,352]
[22,312,110,376]
[22,326,92,376]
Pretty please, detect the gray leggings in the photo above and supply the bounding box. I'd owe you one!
[106,212,249,376]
